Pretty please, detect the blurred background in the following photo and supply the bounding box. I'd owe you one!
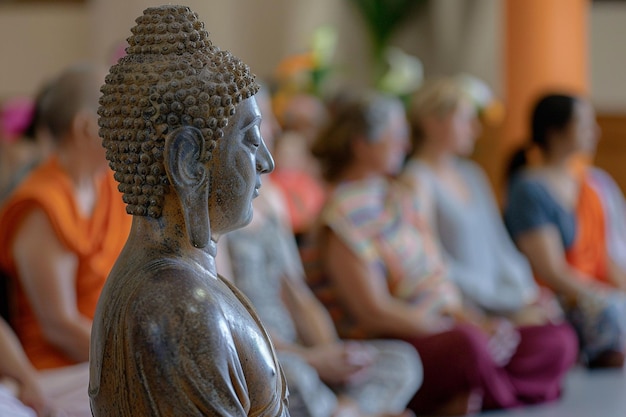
[0,0,624,195]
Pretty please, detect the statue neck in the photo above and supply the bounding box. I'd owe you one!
[127,210,218,276]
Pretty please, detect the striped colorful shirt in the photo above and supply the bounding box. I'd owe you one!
[307,176,460,339]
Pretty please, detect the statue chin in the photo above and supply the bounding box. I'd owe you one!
[209,202,254,238]
[227,207,255,235]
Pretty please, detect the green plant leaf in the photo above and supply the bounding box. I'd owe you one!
[348,0,427,83]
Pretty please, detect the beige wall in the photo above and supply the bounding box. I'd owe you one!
[395,0,502,93]
[88,0,298,79]
[0,3,89,98]
[0,0,625,111]
[0,1,370,97]
[590,1,626,112]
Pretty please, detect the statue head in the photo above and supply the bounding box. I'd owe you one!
[99,5,261,221]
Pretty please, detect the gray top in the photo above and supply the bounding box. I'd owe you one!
[225,210,301,344]
[404,158,538,313]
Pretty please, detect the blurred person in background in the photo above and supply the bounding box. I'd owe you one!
[402,78,573,328]
[218,86,420,417]
[308,90,577,416]
[272,92,329,243]
[505,92,626,368]
[0,63,132,417]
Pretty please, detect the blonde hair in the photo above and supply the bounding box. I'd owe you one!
[408,78,471,152]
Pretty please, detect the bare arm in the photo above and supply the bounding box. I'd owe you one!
[0,318,39,388]
[12,208,91,362]
[280,272,337,346]
[0,319,51,416]
[514,225,601,302]
[324,231,453,338]
[276,278,377,385]
[400,165,436,229]
[606,257,626,291]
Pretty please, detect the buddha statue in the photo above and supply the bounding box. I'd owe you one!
[89,5,289,416]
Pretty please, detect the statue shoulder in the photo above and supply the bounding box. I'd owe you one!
[130,262,231,316]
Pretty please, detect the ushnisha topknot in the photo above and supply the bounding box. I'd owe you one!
[99,5,259,218]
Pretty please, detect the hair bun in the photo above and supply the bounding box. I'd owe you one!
[127,5,214,56]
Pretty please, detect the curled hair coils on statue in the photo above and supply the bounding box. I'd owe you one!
[99,5,259,218]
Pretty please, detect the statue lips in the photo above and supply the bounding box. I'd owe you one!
[254,178,262,198]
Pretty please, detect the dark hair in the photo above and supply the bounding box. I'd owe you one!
[23,81,54,141]
[506,93,578,179]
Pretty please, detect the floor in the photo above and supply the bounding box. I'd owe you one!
[478,366,626,417]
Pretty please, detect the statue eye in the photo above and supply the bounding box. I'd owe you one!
[245,126,261,149]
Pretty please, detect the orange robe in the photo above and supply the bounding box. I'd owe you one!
[0,157,131,369]
[565,175,609,284]
[271,169,326,235]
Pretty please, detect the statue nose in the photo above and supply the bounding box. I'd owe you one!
[256,140,275,174]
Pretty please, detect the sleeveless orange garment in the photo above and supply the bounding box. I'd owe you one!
[0,157,131,369]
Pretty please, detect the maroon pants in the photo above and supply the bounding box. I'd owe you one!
[406,322,578,414]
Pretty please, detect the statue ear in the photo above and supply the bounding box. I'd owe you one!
[164,126,210,248]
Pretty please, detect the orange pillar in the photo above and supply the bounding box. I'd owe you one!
[499,0,589,179]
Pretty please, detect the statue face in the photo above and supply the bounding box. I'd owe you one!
[208,96,274,235]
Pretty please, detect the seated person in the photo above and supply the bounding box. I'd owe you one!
[504,93,626,368]
[0,65,131,370]
[272,92,328,239]
[0,64,130,417]
[89,6,290,415]
[308,91,577,416]
[218,86,421,417]
[402,78,565,326]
